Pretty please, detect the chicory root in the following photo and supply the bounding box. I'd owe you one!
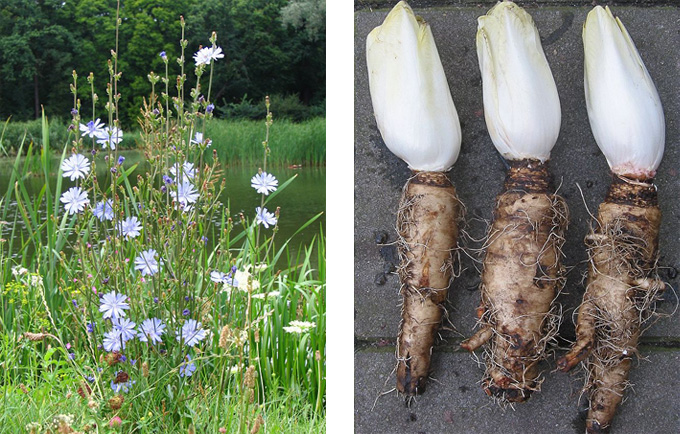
[558,176,664,432]
[558,6,667,432]
[462,160,567,402]
[365,1,464,396]
[395,171,461,395]
[463,1,566,403]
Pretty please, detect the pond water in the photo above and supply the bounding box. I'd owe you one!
[0,151,326,263]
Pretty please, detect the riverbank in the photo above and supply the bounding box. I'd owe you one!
[0,117,326,166]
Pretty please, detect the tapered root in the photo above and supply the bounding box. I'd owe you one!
[465,160,568,403]
[559,176,663,433]
[395,171,461,396]
[460,326,492,351]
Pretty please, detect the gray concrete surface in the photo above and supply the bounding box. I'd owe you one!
[354,2,680,433]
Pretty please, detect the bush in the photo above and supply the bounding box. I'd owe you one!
[217,93,324,122]
[0,117,138,155]
[0,117,69,154]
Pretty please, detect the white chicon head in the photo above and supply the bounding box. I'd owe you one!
[366,1,461,172]
[583,6,665,179]
[477,1,561,162]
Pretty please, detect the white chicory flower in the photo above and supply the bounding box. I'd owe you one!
[476,1,561,162]
[583,6,664,178]
[366,1,461,172]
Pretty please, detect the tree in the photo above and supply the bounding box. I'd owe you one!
[281,0,325,42]
[0,0,76,120]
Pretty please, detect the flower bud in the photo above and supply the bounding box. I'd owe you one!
[366,1,461,172]
[583,6,664,178]
[477,1,561,162]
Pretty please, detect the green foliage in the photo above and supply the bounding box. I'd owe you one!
[0,0,325,126]
[0,0,77,120]
[219,93,325,122]
[281,0,326,42]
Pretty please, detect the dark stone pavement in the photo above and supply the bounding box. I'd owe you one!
[354,2,680,433]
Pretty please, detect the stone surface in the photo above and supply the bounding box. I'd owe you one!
[354,349,680,433]
[355,4,680,341]
[355,3,680,433]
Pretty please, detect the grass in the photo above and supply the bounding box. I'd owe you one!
[207,117,326,166]
[0,109,326,432]
[0,374,324,433]
[0,117,326,166]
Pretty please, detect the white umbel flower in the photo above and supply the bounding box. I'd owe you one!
[366,1,461,172]
[583,6,664,178]
[477,1,561,162]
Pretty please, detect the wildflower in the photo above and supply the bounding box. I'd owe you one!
[95,126,123,150]
[30,274,43,287]
[103,329,124,352]
[138,318,165,344]
[108,415,123,428]
[110,379,134,393]
[206,103,215,114]
[113,317,137,342]
[210,270,228,283]
[117,155,125,165]
[11,266,28,277]
[93,199,114,221]
[252,291,280,300]
[176,319,207,347]
[77,381,92,399]
[72,299,78,308]
[108,395,124,411]
[118,216,142,239]
[190,131,211,147]
[99,291,130,320]
[61,154,90,181]
[251,172,278,195]
[159,51,167,60]
[179,355,196,377]
[80,118,105,138]
[182,309,190,316]
[207,46,224,62]
[61,187,89,215]
[135,249,160,276]
[290,320,316,329]
[171,180,199,205]
[170,161,196,181]
[283,320,316,334]
[86,323,94,333]
[255,207,277,229]
[50,415,75,433]
[193,46,223,66]
[113,370,129,384]
[221,273,239,290]
[193,48,210,65]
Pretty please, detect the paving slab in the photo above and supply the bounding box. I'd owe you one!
[355,3,680,432]
[354,4,680,343]
[354,348,680,433]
